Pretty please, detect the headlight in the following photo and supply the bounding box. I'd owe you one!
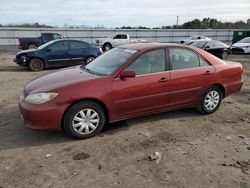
[24,92,58,104]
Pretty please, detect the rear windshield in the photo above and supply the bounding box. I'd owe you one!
[191,41,208,48]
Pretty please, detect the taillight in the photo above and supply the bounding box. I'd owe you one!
[18,39,22,45]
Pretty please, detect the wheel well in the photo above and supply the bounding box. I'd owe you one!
[211,84,225,98]
[28,43,37,47]
[85,55,96,61]
[103,42,112,48]
[29,57,45,65]
[61,99,109,131]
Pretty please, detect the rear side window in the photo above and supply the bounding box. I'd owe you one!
[70,41,86,49]
[169,48,199,70]
[121,35,128,39]
[48,41,68,52]
[200,56,210,67]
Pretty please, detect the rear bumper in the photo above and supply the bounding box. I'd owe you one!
[224,80,243,97]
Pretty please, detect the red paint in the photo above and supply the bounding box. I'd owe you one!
[19,43,243,131]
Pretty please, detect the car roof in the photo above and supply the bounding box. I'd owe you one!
[52,39,87,43]
[118,42,187,51]
[193,39,212,42]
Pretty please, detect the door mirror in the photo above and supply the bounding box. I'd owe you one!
[120,70,136,80]
[47,48,52,52]
[205,46,210,50]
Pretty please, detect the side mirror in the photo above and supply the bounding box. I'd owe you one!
[120,70,136,80]
[47,48,52,52]
[205,46,210,50]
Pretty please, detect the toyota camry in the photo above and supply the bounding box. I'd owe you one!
[19,43,243,139]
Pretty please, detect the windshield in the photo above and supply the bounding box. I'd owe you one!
[108,34,115,38]
[191,41,208,48]
[37,40,56,50]
[84,48,137,75]
[238,37,250,43]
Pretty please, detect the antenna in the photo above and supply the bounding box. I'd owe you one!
[177,16,179,29]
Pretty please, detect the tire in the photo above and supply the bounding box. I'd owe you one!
[102,43,112,52]
[222,51,229,60]
[198,86,222,114]
[85,56,95,64]
[29,58,44,71]
[63,101,105,139]
[28,44,38,49]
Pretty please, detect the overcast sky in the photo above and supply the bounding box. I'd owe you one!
[0,0,249,27]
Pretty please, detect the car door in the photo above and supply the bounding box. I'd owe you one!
[46,41,70,67]
[111,48,170,118]
[69,41,87,65]
[112,34,128,47]
[169,47,215,107]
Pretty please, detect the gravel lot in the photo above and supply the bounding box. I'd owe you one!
[0,49,250,188]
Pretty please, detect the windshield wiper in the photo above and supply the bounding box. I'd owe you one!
[81,65,99,75]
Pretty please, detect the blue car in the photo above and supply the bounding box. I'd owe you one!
[14,39,102,71]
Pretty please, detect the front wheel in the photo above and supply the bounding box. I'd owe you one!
[198,86,222,114]
[29,58,44,71]
[63,101,105,139]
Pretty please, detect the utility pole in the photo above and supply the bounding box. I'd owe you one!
[177,16,179,29]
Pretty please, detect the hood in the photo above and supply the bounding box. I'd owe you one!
[25,66,101,93]
[17,49,38,56]
[232,43,250,47]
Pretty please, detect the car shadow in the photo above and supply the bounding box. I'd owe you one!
[0,65,63,73]
[0,66,30,72]
[0,65,80,73]
[0,106,200,151]
[102,108,200,135]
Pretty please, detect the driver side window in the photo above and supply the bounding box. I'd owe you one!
[113,35,122,39]
[127,49,165,75]
[48,41,68,52]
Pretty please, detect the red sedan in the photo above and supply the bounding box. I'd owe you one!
[19,43,243,139]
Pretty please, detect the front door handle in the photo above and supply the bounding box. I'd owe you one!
[159,77,168,82]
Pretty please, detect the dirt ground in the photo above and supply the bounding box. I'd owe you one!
[0,49,249,188]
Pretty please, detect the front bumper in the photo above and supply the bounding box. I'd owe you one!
[14,56,28,66]
[18,95,66,131]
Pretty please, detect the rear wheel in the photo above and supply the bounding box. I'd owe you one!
[63,101,105,139]
[102,43,112,52]
[28,44,38,49]
[85,56,95,64]
[29,58,44,71]
[198,86,222,114]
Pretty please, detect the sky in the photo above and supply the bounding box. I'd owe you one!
[0,0,250,28]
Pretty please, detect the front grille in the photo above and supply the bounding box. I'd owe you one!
[23,90,29,98]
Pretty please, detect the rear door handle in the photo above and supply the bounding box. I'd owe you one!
[203,71,212,75]
[159,77,168,82]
